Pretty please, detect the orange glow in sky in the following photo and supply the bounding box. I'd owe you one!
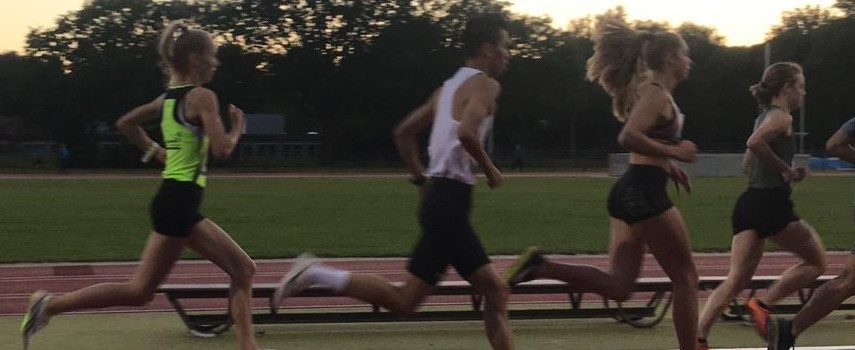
[0,0,838,53]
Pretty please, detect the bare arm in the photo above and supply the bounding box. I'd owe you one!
[115,96,166,163]
[826,128,855,164]
[393,89,438,181]
[457,77,502,188]
[741,149,753,175]
[619,85,696,162]
[746,110,794,178]
[186,88,244,160]
[667,160,692,194]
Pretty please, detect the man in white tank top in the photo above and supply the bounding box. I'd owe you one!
[272,14,515,350]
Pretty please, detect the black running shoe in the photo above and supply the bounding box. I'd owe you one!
[767,317,795,350]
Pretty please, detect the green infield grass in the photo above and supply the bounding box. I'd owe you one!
[0,176,851,263]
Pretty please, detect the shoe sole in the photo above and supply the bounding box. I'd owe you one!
[271,255,319,308]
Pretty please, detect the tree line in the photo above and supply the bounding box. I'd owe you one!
[2,0,855,166]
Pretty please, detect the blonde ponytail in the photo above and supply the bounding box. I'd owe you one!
[586,17,687,121]
[157,21,212,76]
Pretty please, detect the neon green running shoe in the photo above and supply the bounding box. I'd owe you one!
[504,246,545,285]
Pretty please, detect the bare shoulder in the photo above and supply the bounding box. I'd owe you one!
[143,95,165,109]
[753,109,793,138]
[475,74,501,96]
[460,74,501,100]
[633,83,673,123]
[636,83,669,107]
[186,87,218,106]
[765,108,793,123]
[184,88,220,125]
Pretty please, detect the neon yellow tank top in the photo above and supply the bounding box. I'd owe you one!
[161,85,209,187]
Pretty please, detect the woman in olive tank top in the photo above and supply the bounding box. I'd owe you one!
[697,62,827,350]
[20,22,268,350]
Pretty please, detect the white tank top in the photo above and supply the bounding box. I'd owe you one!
[426,67,494,185]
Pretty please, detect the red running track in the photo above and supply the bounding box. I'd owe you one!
[1,252,851,316]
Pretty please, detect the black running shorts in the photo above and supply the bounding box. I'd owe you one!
[732,187,799,238]
[607,164,674,224]
[149,179,205,238]
[407,177,491,286]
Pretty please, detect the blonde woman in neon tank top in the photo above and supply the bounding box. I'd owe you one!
[20,22,268,350]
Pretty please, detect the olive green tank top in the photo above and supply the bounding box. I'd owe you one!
[161,85,209,187]
[748,106,794,189]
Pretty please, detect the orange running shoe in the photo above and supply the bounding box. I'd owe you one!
[746,297,771,337]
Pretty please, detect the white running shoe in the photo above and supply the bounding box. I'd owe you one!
[270,253,320,309]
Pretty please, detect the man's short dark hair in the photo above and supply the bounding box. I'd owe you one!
[462,13,508,59]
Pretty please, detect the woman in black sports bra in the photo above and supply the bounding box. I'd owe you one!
[506,17,700,350]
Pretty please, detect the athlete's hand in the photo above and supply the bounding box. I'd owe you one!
[669,164,691,194]
[781,167,800,184]
[793,167,808,183]
[154,147,166,164]
[669,140,698,163]
[410,173,431,195]
[228,104,244,131]
[142,142,166,165]
[486,164,503,189]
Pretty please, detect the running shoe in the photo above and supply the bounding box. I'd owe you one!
[746,297,772,337]
[504,246,545,285]
[766,317,795,350]
[20,290,52,350]
[271,253,320,309]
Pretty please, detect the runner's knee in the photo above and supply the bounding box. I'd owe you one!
[126,284,156,306]
[230,258,257,285]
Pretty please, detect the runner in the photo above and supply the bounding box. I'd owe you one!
[766,116,855,350]
[506,16,701,350]
[696,62,826,350]
[20,21,264,350]
[271,14,514,350]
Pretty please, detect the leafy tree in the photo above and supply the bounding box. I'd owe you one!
[6,0,855,166]
[770,5,836,36]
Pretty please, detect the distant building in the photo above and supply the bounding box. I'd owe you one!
[233,113,320,164]
[0,115,58,168]
[94,113,322,167]
[243,113,284,135]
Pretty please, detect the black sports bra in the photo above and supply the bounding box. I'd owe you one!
[643,83,685,144]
